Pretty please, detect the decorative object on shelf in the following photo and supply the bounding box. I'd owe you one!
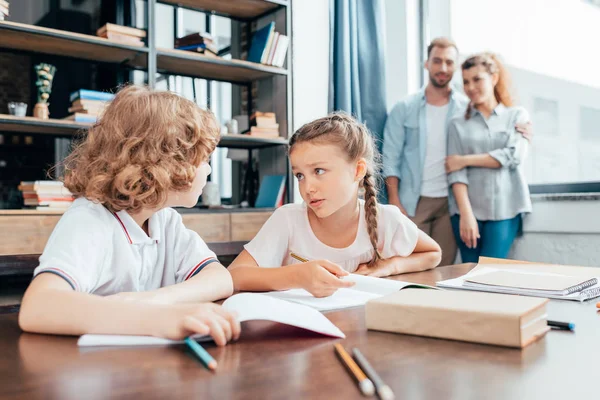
[202,182,221,207]
[0,0,9,21]
[96,23,146,46]
[225,119,238,134]
[7,102,27,117]
[33,63,56,120]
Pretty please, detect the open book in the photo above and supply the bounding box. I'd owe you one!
[264,274,436,311]
[77,293,345,347]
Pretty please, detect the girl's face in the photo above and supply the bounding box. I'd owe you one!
[290,141,365,219]
[462,65,498,106]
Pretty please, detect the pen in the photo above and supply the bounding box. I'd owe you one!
[547,320,575,331]
[334,343,375,396]
[352,348,395,400]
[184,337,218,371]
[290,252,308,263]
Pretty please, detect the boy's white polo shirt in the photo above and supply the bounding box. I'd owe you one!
[33,197,219,295]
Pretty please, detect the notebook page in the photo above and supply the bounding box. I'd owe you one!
[264,287,381,311]
[344,274,435,295]
[464,270,596,295]
[77,293,344,347]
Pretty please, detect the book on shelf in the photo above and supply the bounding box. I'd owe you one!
[68,105,105,115]
[98,31,144,46]
[272,34,289,67]
[175,43,218,57]
[18,180,69,193]
[247,22,275,64]
[254,175,286,208]
[175,32,217,53]
[19,181,74,210]
[70,89,115,103]
[0,5,8,17]
[246,126,279,138]
[96,23,146,39]
[63,113,97,123]
[0,1,9,9]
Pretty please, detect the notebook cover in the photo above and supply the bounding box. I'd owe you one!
[365,289,549,348]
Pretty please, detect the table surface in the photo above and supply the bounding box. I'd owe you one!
[0,263,598,400]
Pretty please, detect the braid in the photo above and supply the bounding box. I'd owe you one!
[363,172,382,267]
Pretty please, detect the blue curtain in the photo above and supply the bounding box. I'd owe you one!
[329,0,388,152]
[329,0,388,201]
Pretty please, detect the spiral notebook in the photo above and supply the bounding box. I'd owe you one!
[438,267,600,302]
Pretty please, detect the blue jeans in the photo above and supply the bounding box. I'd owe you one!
[450,215,522,263]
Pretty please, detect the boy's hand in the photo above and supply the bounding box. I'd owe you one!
[292,260,355,298]
[110,291,167,304]
[160,303,241,346]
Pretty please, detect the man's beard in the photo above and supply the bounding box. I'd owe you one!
[429,74,451,88]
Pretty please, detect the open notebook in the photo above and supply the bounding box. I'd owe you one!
[437,266,600,302]
[77,293,345,347]
[264,274,436,311]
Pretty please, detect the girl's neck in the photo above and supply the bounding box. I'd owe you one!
[474,97,499,119]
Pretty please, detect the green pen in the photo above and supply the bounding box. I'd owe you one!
[184,337,217,371]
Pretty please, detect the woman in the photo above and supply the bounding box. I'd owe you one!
[444,53,532,262]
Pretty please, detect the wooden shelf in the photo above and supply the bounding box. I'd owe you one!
[0,115,287,148]
[156,48,287,83]
[0,114,89,136]
[159,0,287,20]
[0,21,148,68]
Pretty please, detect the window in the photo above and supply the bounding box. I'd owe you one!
[426,0,600,187]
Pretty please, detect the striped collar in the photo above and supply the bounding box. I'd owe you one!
[112,210,161,245]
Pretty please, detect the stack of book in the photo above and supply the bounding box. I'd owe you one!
[96,23,146,47]
[175,32,218,57]
[247,22,290,67]
[64,89,115,123]
[0,0,9,20]
[245,112,279,138]
[19,181,74,211]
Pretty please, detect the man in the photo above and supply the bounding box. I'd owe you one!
[382,38,531,266]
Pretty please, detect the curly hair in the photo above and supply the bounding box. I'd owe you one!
[289,112,383,267]
[462,52,514,119]
[61,85,220,213]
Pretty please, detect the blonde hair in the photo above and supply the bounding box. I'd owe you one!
[289,112,383,267]
[462,52,514,119]
[61,85,220,213]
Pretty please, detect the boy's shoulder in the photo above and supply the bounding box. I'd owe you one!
[62,197,114,227]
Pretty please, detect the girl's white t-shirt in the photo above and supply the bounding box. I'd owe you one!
[244,200,420,272]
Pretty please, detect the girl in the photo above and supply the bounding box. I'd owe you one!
[19,85,240,345]
[445,53,532,262]
[229,112,441,298]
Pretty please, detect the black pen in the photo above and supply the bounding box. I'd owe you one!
[548,320,575,331]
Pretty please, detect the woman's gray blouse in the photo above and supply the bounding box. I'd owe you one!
[447,104,532,221]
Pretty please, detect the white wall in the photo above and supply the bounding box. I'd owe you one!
[385,0,422,110]
[291,0,330,202]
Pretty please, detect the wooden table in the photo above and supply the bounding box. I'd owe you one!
[0,264,597,399]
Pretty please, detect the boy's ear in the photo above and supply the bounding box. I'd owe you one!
[355,159,367,182]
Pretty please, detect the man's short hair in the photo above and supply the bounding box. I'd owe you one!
[427,37,459,59]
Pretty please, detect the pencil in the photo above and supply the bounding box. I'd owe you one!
[184,337,217,371]
[352,348,395,400]
[290,252,308,263]
[334,343,375,396]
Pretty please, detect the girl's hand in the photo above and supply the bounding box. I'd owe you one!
[460,213,480,249]
[445,155,467,173]
[355,258,398,278]
[159,303,241,346]
[292,260,355,298]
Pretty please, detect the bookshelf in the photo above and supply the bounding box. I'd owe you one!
[0,0,293,206]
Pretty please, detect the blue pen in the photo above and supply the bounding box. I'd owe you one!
[184,337,218,371]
